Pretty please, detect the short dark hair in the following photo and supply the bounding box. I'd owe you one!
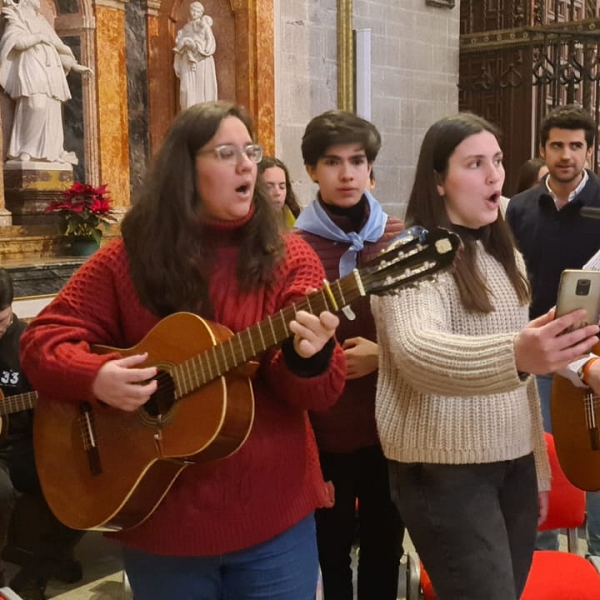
[539,104,597,148]
[0,268,14,310]
[301,110,381,166]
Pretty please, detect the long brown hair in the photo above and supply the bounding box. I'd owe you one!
[121,101,284,317]
[258,156,302,218]
[406,112,530,312]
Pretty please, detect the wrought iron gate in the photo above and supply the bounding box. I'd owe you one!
[460,1,600,194]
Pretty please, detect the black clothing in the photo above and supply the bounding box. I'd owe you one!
[0,316,34,444]
[0,315,83,596]
[316,446,403,600]
[507,171,600,319]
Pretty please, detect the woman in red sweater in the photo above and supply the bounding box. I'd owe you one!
[20,101,346,600]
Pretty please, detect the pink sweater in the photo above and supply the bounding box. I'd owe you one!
[20,228,346,556]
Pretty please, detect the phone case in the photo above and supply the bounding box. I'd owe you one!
[555,269,600,330]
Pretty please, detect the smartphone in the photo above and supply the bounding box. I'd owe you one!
[555,270,600,331]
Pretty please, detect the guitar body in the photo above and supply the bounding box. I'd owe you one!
[551,373,600,491]
[34,312,255,531]
[32,226,460,532]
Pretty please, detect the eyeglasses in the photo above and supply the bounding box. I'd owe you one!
[198,144,264,165]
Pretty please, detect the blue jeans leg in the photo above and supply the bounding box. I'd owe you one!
[122,514,319,600]
[535,374,553,434]
[535,373,560,550]
[587,491,600,556]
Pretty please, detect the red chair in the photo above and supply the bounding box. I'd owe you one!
[405,433,600,599]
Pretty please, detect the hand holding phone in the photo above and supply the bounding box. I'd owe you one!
[555,270,600,331]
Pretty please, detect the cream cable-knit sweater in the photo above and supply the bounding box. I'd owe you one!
[372,247,551,492]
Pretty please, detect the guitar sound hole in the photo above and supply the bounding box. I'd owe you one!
[143,370,175,418]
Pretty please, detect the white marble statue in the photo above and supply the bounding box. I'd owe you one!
[173,2,218,110]
[0,0,91,164]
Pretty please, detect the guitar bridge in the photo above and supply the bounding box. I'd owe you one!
[79,402,102,476]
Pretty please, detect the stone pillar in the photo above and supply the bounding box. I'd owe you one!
[0,125,9,226]
[232,0,275,156]
[94,0,130,212]
[145,0,173,156]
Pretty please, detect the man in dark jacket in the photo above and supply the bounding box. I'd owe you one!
[506,105,600,555]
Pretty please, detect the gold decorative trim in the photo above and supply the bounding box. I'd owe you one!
[337,0,353,111]
[461,18,600,52]
[94,0,129,9]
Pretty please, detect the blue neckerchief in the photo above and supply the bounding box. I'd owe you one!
[295,190,388,277]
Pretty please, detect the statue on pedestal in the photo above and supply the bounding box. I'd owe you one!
[173,2,218,110]
[0,0,91,165]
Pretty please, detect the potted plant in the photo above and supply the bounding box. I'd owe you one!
[45,182,114,256]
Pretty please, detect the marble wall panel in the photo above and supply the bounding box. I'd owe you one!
[126,0,150,195]
[95,5,131,208]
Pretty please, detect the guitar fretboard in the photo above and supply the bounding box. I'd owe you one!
[172,271,363,399]
[0,391,37,416]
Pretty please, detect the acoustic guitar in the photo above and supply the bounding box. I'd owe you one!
[33,226,460,532]
[0,389,37,437]
[551,340,600,491]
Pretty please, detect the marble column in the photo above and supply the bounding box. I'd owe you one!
[94,0,131,212]
[232,0,275,156]
[0,109,10,226]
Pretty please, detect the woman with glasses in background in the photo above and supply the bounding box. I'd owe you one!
[20,101,346,600]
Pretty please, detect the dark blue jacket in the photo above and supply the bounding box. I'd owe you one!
[506,170,600,319]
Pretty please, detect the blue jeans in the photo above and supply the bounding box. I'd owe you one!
[122,514,319,600]
[388,455,538,600]
[587,488,600,556]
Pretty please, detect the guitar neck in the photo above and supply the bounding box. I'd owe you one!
[0,391,38,416]
[173,271,363,398]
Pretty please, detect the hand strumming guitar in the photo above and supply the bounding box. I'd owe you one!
[92,352,158,412]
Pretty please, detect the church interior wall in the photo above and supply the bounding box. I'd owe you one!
[125,0,150,196]
[275,0,460,218]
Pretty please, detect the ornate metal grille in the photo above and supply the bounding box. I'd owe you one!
[460,1,600,192]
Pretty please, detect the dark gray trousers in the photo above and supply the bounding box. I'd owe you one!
[388,453,538,600]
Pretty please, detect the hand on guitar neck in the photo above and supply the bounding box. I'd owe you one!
[289,308,339,359]
[92,310,341,413]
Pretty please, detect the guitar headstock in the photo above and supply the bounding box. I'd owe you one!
[359,226,461,296]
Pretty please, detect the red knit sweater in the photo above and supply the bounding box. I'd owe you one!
[20,227,346,556]
[295,211,405,452]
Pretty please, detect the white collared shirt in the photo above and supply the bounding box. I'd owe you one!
[545,169,588,208]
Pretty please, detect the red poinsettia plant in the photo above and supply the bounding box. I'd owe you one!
[45,182,115,245]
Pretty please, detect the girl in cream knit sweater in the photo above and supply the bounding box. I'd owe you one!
[372,113,599,600]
